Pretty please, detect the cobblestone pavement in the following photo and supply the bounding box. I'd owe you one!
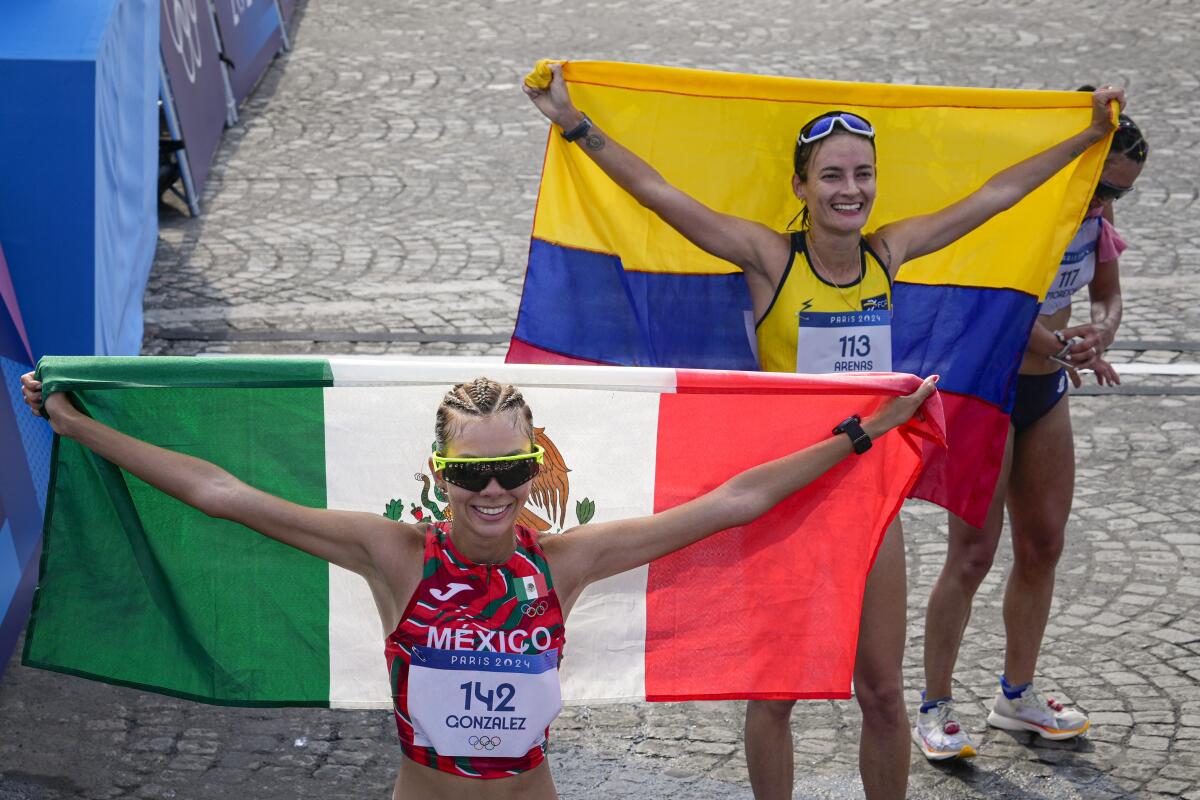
[3,0,1200,798]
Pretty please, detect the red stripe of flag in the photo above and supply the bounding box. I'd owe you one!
[506,337,608,366]
[644,373,938,701]
[907,390,1009,525]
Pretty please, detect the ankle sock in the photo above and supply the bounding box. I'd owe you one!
[1000,674,1030,700]
[920,692,951,713]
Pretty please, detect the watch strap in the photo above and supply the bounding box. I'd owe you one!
[833,415,872,455]
[561,113,592,142]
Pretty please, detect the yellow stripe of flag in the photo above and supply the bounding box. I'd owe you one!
[531,61,1108,298]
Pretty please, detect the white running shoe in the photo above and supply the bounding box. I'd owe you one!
[913,699,977,761]
[987,684,1090,740]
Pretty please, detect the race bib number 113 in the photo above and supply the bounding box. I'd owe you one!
[796,310,892,373]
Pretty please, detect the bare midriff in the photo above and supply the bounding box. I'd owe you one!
[392,755,558,800]
[1019,305,1073,376]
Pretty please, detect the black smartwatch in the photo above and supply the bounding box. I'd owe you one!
[833,415,872,455]
[561,113,592,142]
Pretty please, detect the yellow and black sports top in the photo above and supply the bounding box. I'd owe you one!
[756,232,893,374]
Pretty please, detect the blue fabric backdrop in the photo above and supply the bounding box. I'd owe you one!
[0,0,157,676]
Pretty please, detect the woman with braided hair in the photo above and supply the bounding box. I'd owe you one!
[20,370,935,799]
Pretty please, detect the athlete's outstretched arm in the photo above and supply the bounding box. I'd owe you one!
[524,64,784,288]
[19,373,417,580]
[547,376,938,596]
[872,88,1123,274]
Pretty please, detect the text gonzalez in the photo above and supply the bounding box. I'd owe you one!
[446,714,527,731]
[426,626,555,653]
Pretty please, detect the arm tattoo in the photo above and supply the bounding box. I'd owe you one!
[584,132,606,151]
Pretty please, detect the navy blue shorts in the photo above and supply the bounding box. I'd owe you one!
[1011,369,1068,433]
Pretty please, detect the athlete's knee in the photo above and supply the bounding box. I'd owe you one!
[1012,525,1065,572]
[855,677,905,730]
[746,698,796,725]
[947,541,998,589]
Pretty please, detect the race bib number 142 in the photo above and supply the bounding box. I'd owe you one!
[407,646,561,759]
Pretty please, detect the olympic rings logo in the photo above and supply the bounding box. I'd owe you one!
[468,735,501,751]
[163,0,203,84]
[522,600,548,617]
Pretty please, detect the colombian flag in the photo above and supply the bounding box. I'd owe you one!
[507,61,1110,526]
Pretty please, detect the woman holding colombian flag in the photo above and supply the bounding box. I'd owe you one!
[21,372,935,800]
[524,64,1121,800]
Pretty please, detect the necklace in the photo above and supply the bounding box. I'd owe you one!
[807,235,864,311]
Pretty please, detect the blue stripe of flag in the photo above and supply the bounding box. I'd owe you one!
[892,282,1039,412]
[515,240,1039,411]
[514,239,758,369]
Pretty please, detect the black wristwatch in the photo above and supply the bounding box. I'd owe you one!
[833,415,872,455]
[561,113,592,142]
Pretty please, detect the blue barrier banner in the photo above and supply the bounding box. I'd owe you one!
[0,0,153,678]
[212,0,284,104]
[1,2,154,359]
[0,0,157,357]
[99,0,160,354]
[160,0,229,199]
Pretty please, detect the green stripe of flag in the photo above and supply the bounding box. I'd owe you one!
[35,355,335,395]
[24,356,335,706]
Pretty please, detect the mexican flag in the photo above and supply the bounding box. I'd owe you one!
[514,573,548,602]
[24,356,943,707]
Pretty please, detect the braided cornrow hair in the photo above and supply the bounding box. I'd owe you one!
[1111,114,1148,164]
[434,377,534,454]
